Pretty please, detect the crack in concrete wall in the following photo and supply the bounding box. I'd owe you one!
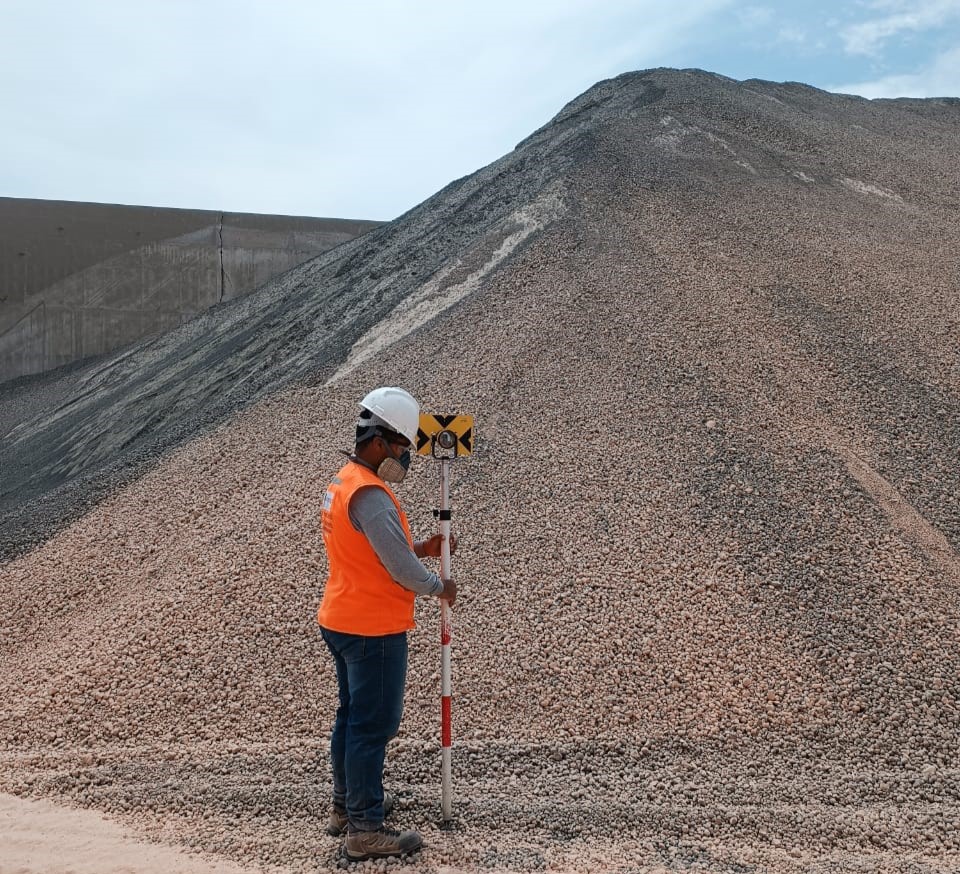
[218,212,225,305]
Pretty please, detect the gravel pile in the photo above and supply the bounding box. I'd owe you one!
[2,69,959,872]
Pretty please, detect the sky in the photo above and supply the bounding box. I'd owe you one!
[2,0,958,221]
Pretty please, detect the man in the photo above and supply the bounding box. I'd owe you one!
[318,386,457,862]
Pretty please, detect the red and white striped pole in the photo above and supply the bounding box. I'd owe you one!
[438,456,453,822]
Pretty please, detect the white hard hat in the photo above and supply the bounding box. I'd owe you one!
[358,387,420,444]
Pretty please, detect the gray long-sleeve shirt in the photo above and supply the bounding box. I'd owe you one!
[349,485,444,596]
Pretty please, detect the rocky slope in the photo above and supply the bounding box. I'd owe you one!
[1,68,959,873]
[0,115,572,559]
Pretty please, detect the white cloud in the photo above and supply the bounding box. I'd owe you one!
[777,26,809,46]
[737,6,774,28]
[841,0,960,55]
[829,45,960,98]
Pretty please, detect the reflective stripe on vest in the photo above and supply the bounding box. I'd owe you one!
[317,460,417,636]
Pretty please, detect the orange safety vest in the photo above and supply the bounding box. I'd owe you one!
[317,460,417,636]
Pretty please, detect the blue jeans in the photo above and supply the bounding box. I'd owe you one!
[320,627,408,831]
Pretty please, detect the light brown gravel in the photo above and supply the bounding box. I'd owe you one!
[2,69,959,873]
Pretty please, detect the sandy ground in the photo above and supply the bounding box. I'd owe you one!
[0,793,506,874]
[0,793,271,874]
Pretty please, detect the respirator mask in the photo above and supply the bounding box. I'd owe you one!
[377,437,412,483]
[355,409,413,483]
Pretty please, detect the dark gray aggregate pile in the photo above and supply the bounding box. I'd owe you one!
[2,69,959,872]
[0,88,581,561]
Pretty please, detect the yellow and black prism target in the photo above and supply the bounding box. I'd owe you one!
[417,414,474,457]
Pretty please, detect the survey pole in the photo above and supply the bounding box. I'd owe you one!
[439,456,453,822]
[416,413,474,826]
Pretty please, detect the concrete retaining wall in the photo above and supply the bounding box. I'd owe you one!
[0,198,380,383]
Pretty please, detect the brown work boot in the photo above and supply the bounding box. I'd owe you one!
[343,826,422,861]
[326,791,395,837]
